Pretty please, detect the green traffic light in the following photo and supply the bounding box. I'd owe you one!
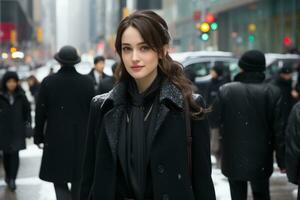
[248,34,255,42]
[211,22,218,31]
[201,33,209,41]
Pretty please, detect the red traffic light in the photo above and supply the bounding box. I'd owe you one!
[205,13,215,23]
[283,36,292,46]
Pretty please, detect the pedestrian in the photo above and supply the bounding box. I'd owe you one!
[34,45,95,200]
[97,62,118,94]
[206,64,228,167]
[0,71,31,191]
[286,102,300,200]
[26,74,40,102]
[87,55,109,92]
[213,50,286,200]
[270,62,298,131]
[80,10,216,200]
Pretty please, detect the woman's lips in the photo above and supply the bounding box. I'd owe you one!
[131,65,144,72]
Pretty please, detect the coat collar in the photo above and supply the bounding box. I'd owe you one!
[101,79,184,161]
[102,79,184,109]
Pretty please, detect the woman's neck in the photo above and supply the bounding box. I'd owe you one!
[135,70,158,93]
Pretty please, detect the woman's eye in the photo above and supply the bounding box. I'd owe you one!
[140,46,150,52]
[122,47,131,52]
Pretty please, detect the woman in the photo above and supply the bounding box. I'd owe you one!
[0,71,31,191]
[80,10,216,200]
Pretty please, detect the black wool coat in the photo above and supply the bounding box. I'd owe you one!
[0,88,31,151]
[34,66,95,183]
[286,102,300,185]
[213,72,285,181]
[80,80,216,200]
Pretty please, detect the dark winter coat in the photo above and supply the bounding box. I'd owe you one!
[0,87,31,151]
[270,75,297,129]
[80,80,216,200]
[97,76,116,95]
[87,68,109,92]
[286,102,300,185]
[34,66,95,183]
[206,77,228,107]
[213,72,285,181]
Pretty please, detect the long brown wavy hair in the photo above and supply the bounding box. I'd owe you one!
[115,10,207,118]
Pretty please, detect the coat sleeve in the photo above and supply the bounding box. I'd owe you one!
[286,103,300,184]
[80,97,101,199]
[191,96,216,200]
[271,92,286,169]
[34,80,48,144]
[22,94,31,124]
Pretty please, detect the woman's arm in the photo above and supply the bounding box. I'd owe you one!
[80,97,102,199]
[191,96,216,200]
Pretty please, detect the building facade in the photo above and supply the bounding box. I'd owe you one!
[162,0,300,54]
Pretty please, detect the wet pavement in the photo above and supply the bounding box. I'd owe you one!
[0,140,297,200]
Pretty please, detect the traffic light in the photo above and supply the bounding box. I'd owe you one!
[201,33,210,41]
[248,34,255,43]
[195,12,217,41]
[283,36,292,46]
[210,22,218,31]
[199,22,210,33]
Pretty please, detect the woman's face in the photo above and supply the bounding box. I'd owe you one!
[6,78,18,92]
[121,26,159,83]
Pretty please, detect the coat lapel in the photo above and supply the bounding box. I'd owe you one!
[150,81,184,147]
[101,82,127,160]
[103,105,126,160]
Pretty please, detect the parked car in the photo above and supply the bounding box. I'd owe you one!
[170,51,239,95]
[265,53,300,82]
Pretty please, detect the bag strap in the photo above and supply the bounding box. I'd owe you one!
[184,99,192,177]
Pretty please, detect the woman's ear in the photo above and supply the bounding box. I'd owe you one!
[160,45,169,59]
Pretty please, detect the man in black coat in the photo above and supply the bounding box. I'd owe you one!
[97,62,117,94]
[213,50,285,200]
[270,63,298,132]
[34,46,95,200]
[286,102,300,200]
[87,55,109,93]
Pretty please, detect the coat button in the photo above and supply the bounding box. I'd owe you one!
[157,164,165,174]
[162,194,170,200]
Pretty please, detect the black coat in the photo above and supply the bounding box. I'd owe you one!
[87,69,109,92]
[80,81,216,200]
[0,88,31,151]
[97,76,116,95]
[34,66,95,183]
[286,102,300,185]
[270,76,297,128]
[213,72,285,180]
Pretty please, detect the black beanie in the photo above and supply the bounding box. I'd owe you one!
[279,62,293,74]
[212,64,224,76]
[238,50,266,72]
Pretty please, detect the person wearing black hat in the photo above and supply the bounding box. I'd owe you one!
[213,50,285,200]
[206,64,228,167]
[0,71,31,191]
[87,55,109,93]
[270,63,298,133]
[34,45,95,200]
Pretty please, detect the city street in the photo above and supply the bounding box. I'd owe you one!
[0,141,297,200]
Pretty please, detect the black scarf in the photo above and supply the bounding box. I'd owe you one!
[118,75,162,199]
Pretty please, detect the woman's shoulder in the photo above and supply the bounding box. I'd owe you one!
[91,93,110,108]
